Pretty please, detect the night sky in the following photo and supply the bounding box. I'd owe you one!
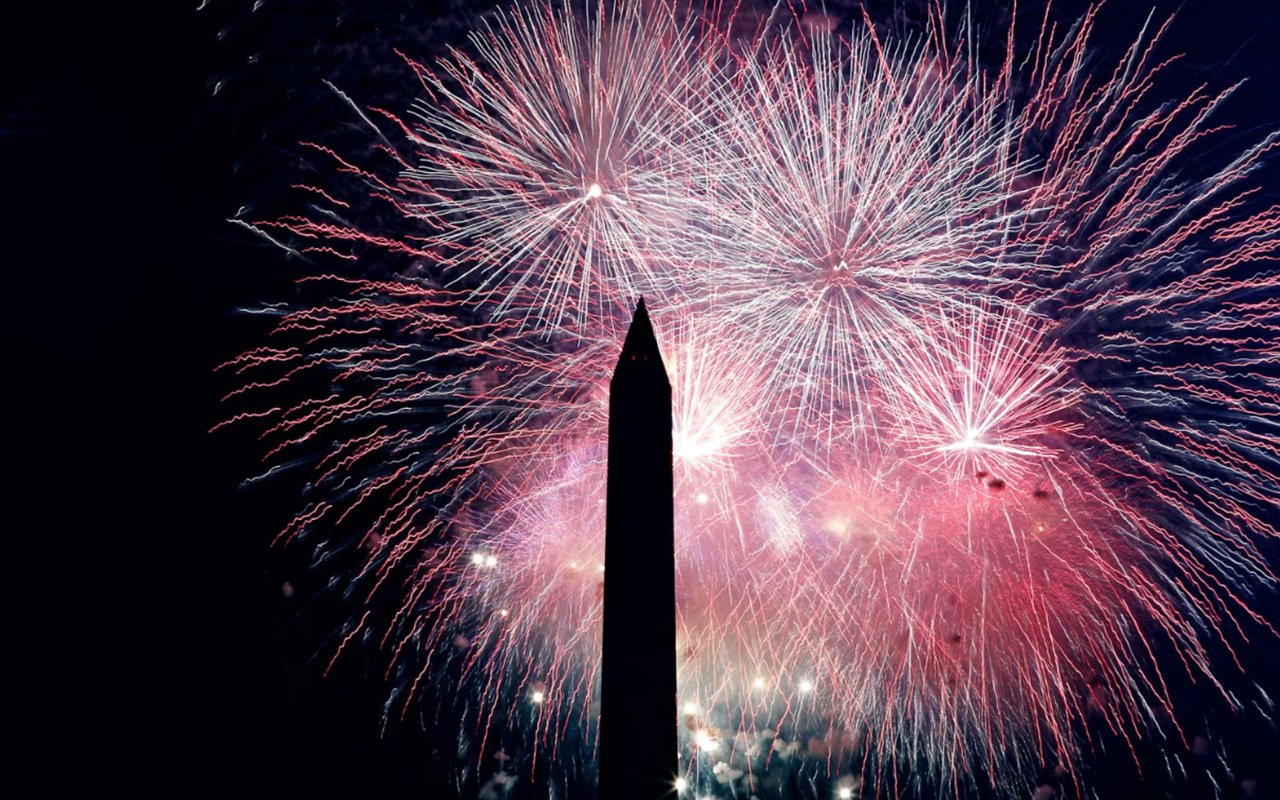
[5,0,1278,796]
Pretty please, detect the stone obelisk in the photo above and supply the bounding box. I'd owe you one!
[598,298,677,800]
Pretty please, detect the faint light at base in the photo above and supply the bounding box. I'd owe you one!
[838,788,853,799]
[674,777,688,792]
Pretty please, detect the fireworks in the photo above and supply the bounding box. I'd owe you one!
[879,305,1079,482]
[673,22,1040,442]
[221,0,1279,797]
[400,0,706,329]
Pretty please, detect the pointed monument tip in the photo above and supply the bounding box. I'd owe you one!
[618,297,665,369]
[631,297,651,329]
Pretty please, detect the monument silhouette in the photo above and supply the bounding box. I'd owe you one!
[598,298,678,800]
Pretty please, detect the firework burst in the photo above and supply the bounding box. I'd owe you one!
[221,1,1280,797]
[673,18,1041,443]
[400,0,709,331]
[879,305,1079,484]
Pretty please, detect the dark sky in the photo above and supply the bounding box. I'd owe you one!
[4,0,1277,796]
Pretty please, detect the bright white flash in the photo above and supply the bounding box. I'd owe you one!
[695,729,719,751]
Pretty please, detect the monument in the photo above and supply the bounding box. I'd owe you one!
[598,298,678,799]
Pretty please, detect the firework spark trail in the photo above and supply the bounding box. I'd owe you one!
[995,4,1280,664]
[221,0,1280,796]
